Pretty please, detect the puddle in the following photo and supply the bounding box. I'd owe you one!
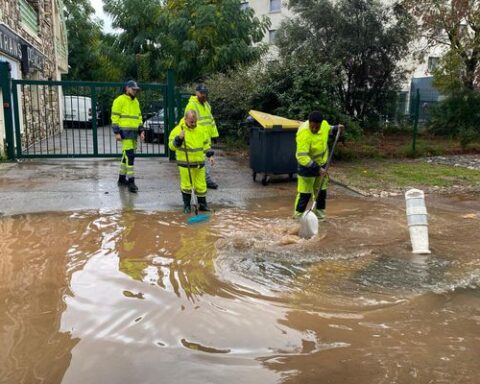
[1,196,480,383]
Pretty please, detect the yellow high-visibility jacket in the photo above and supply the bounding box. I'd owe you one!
[296,120,331,177]
[169,118,212,167]
[111,94,143,140]
[185,96,219,142]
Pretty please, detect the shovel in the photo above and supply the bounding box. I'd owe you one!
[182,129,210,225]
[299,128,341,239]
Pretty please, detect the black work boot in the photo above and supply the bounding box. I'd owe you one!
[197,196,211,212]
[182,192,192,213]
[117,174,128,187]
[128,178,138,193]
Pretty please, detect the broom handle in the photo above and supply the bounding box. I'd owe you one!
[311,127,342,210]
[182,128,198,215]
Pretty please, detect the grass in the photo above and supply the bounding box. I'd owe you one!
[331,160,480,191]
[334,133,480,160]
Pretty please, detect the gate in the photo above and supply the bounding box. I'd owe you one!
[1,62,181,159]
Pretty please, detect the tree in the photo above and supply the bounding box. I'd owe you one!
[103,0,270,83]
[403,0,480,91]
[276,0,415,124]
[63,0,122,81]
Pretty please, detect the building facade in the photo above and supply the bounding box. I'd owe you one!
[0,0,68,157]
[243,0,292,49]
[245,0,445,116]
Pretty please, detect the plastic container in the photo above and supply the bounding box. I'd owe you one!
[248,124,298,185]
[405,188,431,254]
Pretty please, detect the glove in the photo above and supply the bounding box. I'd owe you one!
[308,161,320,174]
[173,135,184,148]
[206,150,215,158]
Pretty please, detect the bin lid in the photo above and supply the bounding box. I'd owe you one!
[248,110,302,129]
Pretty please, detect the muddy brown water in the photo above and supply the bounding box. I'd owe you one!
[1,196,480,384]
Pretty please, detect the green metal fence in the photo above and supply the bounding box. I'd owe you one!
[1,62,180,159]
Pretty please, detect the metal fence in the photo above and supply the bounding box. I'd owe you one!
[1,63,181,159]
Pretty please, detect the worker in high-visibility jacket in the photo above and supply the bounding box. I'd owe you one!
[169,110,215,213]
[111,80,144,193]
[184,83,219,189]
[294,111,344,220]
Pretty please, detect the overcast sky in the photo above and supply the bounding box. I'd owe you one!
[89,0,115,33]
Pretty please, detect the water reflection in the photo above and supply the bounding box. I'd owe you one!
[0,195,479,384]
[0,213,103,384]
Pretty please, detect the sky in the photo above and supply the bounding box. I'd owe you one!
[89,0,115,33]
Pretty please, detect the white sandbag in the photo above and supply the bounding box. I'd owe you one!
[299,211,318,239]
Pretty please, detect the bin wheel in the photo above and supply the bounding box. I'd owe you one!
[261,175,270,186]
[252,172,257,182]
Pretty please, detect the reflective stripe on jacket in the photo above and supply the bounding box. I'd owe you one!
[168,118,210,167]
[185,96,219,141]
[111,94,143,140]
[296,120,331,176]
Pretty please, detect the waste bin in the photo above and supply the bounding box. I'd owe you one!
[249,124,298,185]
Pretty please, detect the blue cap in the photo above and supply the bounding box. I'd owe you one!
[125,80,140,90]
[195,83,208,93]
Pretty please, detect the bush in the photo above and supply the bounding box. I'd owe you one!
[204,59,363,145]
[205,65,262,140]
[427,90,480,147]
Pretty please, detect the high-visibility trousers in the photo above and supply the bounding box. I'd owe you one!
[294,174,329,214]
[119,139,137,178]
[179,166,207,197]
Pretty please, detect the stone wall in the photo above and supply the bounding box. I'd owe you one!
[0,0,67,154]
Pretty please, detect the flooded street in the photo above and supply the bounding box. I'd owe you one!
[1,195,480,384]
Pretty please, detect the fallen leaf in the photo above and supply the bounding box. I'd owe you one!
[462,213,478,219]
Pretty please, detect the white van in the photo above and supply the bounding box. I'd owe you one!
[62,96,96,127]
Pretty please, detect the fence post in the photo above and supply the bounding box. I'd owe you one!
[412,88,420,155]
[166,69,176,160]
[91,85,98,155]
[0,62,16,160]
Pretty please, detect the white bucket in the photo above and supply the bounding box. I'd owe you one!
[405,189,431,254]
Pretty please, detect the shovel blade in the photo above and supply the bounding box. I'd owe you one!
[299,211,318,239]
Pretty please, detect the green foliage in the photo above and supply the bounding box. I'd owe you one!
[427,90,480,147]
[205,59,363,142]
[276,0,415,125]
[205,65,261,138]
[252,60,338,121]
[403,0,480,90]
[102,0,270,83]
[63,0,123,81]
[432,52,465,94]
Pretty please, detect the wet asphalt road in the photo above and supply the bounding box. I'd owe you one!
[0,152,296,216]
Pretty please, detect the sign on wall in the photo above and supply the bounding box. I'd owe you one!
[0,23,44,73]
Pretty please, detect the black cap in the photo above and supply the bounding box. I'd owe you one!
[125,80,140,90]
[308,111,323,123]
[195,83,208,93]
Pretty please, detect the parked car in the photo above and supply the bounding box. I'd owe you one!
[62,95,99,128]
[144,109,166,143]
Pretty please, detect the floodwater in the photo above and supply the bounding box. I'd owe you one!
[1,195,480,384]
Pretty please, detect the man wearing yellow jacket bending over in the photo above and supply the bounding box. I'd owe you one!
[169,110,215,213]
[184,84,219,189]
[294,111,344,220]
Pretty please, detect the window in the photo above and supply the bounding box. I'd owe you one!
[427,57,439,73]
[20,0,39,35]
[270,0,281,12]
[240,1,249,10]
[269,30,277,44]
